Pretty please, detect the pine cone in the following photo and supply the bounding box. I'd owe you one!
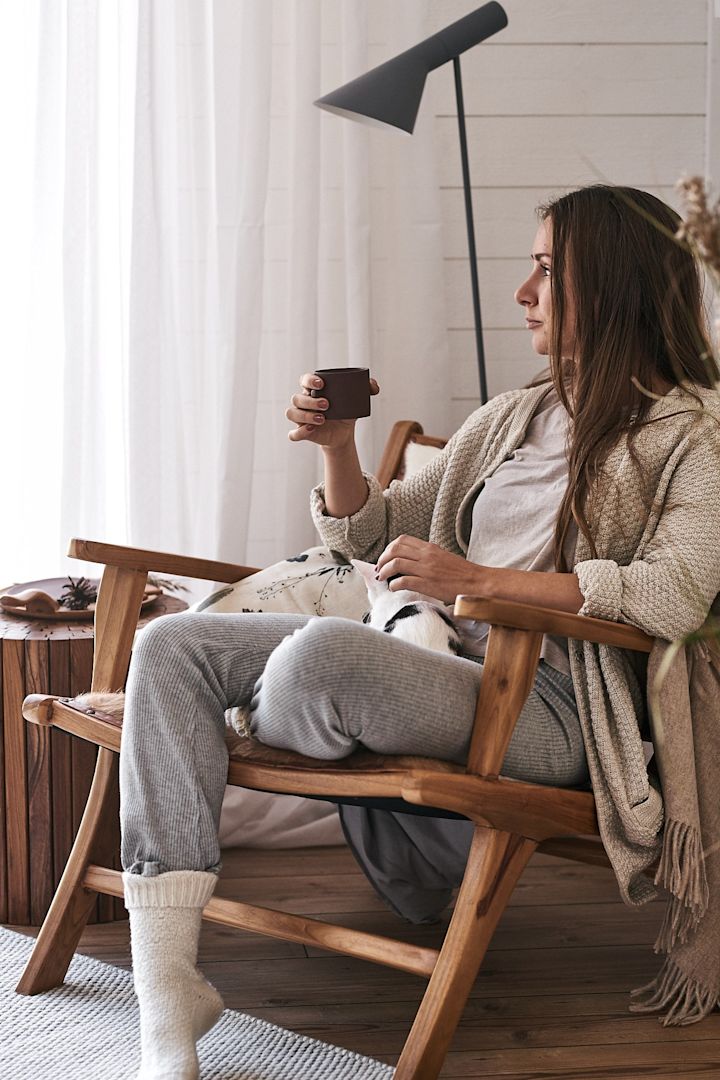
[58,576,98,610]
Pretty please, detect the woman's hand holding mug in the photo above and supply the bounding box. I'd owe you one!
[287,370,379,451]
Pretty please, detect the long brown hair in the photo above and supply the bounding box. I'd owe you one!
[537,185,719,570]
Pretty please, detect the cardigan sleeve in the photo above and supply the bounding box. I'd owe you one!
[309,472,388,562]
[309,431,458,563]
[575,427,720,639]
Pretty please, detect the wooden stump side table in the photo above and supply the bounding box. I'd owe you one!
[0,592,187,926]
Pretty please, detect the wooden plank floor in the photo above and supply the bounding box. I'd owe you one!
[11,844,720,1078]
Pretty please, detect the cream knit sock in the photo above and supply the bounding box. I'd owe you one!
[124,870,224,1080]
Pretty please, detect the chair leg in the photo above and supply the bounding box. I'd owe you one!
[16,747,120,995]
[394,826,537,1080]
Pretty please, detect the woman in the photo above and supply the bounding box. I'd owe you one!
[119,185,720,1079]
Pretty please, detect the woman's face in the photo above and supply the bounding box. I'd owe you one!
[514,218,575,358]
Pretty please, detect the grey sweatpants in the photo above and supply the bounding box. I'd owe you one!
[119,612,588,877]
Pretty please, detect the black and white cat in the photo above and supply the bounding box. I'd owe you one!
[351,559,462,656]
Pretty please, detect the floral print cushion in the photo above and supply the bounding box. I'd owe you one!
[191,546,369,621]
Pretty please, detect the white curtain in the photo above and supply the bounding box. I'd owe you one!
[0,0,136,587]
[0,0,451,592]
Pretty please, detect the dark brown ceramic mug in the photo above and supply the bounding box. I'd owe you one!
[310,367,371,420]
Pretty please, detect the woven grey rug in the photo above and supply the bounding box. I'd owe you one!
[0,928,394,1079]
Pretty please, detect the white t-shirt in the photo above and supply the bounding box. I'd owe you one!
[457,385,576,674]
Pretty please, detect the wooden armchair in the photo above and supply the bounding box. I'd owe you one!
[15,420,654,1079]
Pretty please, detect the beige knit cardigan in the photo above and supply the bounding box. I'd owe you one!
[311,382,720,1023]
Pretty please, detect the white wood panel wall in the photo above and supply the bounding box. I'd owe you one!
[708,2,720,181]
[423,0,710,432]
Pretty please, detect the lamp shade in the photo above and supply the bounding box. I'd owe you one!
[314,2,508,134]
[314,53,427,135]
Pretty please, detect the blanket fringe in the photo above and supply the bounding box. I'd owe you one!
[653,819,708,951]
[630,957,719,1026]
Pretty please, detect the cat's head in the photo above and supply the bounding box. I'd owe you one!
[351,559,391,606]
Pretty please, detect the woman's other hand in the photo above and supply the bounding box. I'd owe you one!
[287,373,380,451]
[376,535,584,612]
[375,536,483,605]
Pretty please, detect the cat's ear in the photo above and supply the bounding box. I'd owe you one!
[349,561,377,587]
[349,557,388,600]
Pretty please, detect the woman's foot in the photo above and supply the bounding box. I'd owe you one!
[134,969,223,1079]
[123,870,223,1080]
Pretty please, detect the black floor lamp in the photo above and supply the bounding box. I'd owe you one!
[314,2,508,405]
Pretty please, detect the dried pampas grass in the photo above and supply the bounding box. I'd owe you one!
[676,176,720,281]
[676,175,720,348]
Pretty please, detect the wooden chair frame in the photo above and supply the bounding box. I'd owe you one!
[15,421,654,1079]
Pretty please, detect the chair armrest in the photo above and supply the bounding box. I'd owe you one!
[375,421,424,489]
[69,538,261,584]
[454,595,653,654]
[69,538,261,693]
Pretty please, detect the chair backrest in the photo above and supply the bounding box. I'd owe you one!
[375,421,447,489]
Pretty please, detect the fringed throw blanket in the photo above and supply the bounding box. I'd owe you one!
[630,636,720,1024]
[571,629,720,1027]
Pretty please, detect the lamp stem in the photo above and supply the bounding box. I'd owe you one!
[453,56,487,404]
